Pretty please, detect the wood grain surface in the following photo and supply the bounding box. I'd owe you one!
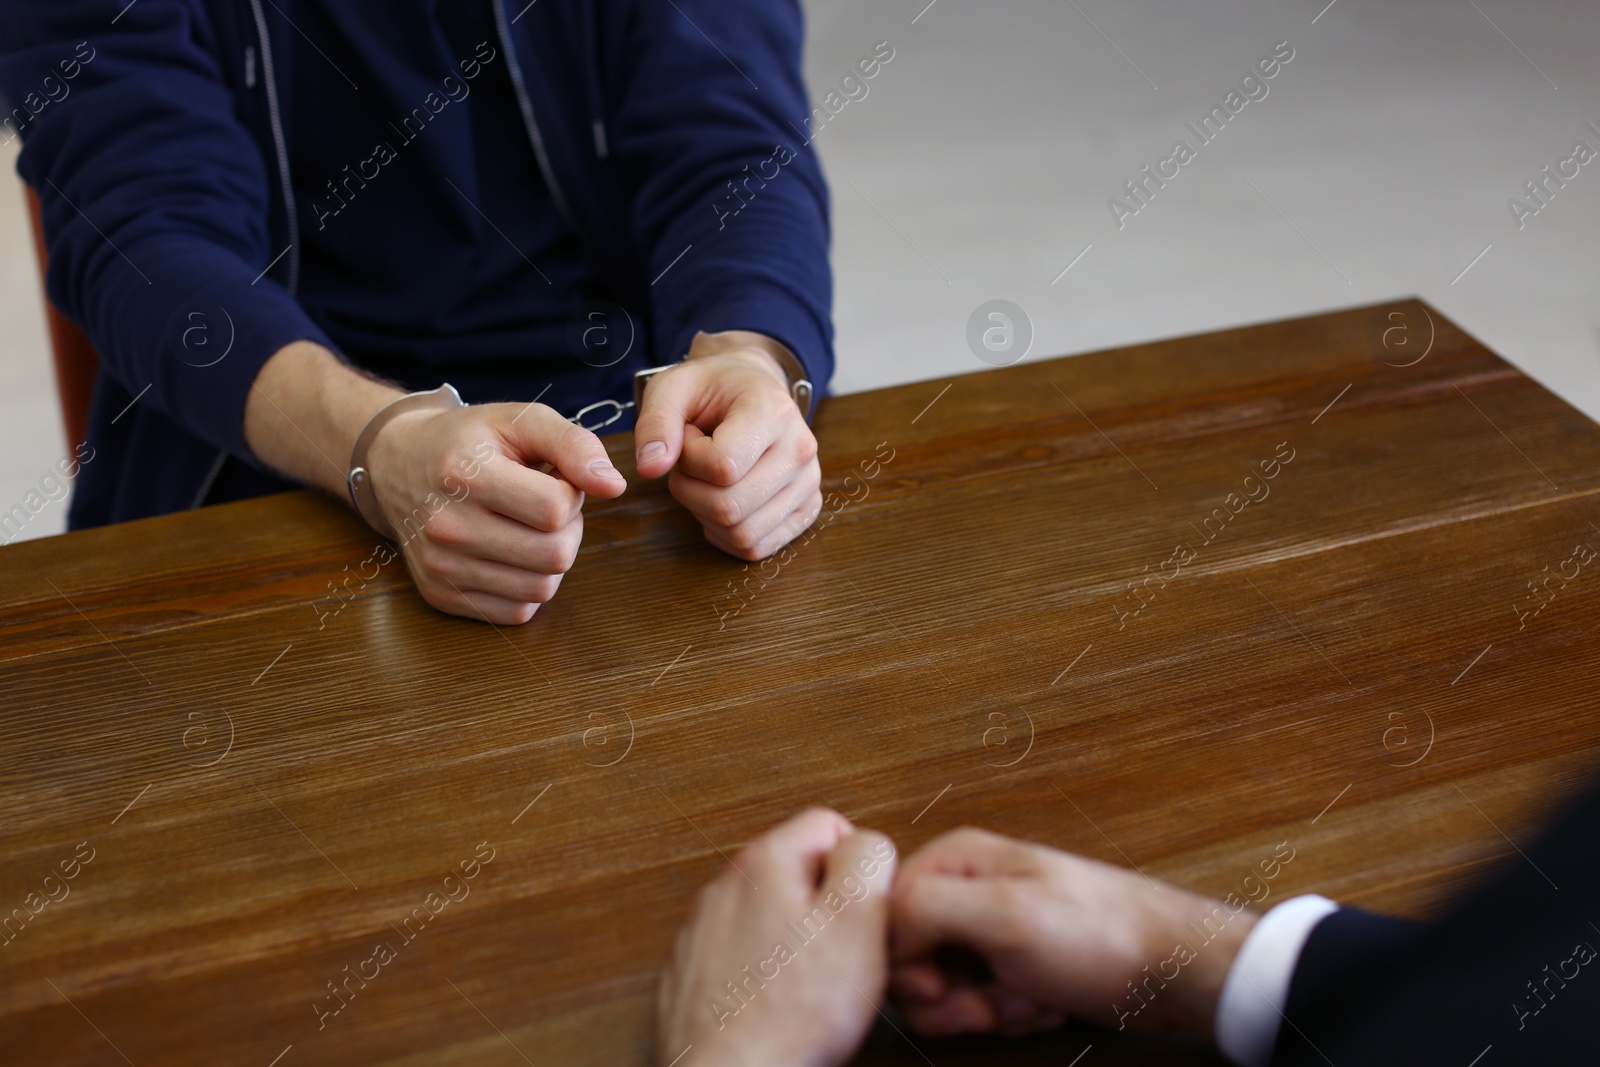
[3,299,1599,1065]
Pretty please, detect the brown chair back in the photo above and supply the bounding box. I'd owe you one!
[25,184,101,449]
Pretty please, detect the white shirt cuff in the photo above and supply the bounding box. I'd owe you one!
[1213,894,1339,1067]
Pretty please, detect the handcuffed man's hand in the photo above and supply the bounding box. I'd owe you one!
[366,401,626,624]
[633,331,821,561]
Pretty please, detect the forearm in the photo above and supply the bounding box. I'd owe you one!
[243,342,405,498]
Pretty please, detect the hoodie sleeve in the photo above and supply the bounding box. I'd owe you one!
[0,0,332,462]
[598,0,835,402]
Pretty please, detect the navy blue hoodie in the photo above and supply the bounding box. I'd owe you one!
[0,0,834,528]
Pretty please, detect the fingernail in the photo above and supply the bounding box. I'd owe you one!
[637,440,666,464]
[589,459,622,480]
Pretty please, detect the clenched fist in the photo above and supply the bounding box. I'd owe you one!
[634,330,821,561]
[366,401,626,624]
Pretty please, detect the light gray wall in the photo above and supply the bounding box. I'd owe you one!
[803,0,1600,410]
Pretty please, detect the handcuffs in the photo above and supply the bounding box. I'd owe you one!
[347,341,813,537]
[570,341,814,431]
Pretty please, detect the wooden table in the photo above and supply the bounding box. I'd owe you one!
[4,299,1599,1066]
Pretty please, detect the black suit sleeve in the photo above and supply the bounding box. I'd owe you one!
[1269,909,1423,1064]
[1271,778,1600,1067]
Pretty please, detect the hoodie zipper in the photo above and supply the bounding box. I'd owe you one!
[490,0,580,234]
[246,0,301,295]
[201,1,580,508]
[194,0,302,510]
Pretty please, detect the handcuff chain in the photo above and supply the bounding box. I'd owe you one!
[569,397,634,432]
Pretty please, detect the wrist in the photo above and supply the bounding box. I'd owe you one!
[685,330,791,389]
[678,1044,811,1067]
[366,406,443,471]
[351,386,466,538]
[684,329,815,421]
[1212,895,1338,1067]
[1167,895,1258,1037]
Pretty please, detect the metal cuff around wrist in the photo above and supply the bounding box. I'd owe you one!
[764,338,816,421]
[346,383,464,539]
[631,339,815,421]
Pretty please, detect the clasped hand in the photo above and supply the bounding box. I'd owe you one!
[656,810,1258,1067]
[366,332,820,624]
